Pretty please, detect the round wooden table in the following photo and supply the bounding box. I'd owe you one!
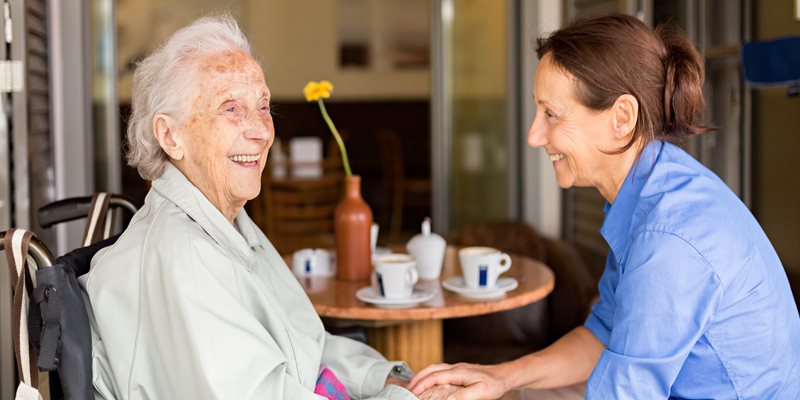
[295,246,555,372]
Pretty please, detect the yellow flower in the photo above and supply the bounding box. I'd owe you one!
[303,80,334,102]
[303,80,352,176]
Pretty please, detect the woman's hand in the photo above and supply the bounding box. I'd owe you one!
[417,384,460,400]
[407,363,509,400]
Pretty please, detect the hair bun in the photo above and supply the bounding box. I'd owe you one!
[656,23,710,138]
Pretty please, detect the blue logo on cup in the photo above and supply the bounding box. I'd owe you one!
[479,265,488,287]
[305,259,312,274]
[377,273,386,296]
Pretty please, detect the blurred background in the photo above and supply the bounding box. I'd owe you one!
[0,0,798,383]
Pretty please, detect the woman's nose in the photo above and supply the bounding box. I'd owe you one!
[527,115,548,148]
[243,114,272,142]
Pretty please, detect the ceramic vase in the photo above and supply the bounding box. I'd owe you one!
[335,175,373,280]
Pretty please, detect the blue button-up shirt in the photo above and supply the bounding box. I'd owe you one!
[584,141,800,399]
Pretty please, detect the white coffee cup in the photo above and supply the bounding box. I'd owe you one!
[373,254,419,299]
[292,248,334,277]
[458,246,512,289]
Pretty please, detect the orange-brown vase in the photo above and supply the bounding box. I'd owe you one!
[335,175,373,281]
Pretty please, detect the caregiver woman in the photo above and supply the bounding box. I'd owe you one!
[410,13,800,400]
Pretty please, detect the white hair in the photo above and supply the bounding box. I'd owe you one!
[126,14,253,181]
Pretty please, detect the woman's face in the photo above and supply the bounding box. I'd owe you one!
[527,54,616,190]
[173,50,273,217]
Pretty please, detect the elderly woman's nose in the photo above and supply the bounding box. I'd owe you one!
[243,125,271,141]
[242,114,272,141]
[527,115,548,148]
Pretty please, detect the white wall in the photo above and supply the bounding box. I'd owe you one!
[115,0,430,102]
[245,0,429,101]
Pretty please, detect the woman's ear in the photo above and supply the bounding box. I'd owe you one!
[152,114,184,160]
[612,94,639,140]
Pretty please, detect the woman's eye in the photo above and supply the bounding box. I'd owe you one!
[221,102,242,116]
[544,110,556,119]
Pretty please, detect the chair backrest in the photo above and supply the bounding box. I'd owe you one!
[38,192,138,246]
[251,157,344,255]
[1,229,54,400]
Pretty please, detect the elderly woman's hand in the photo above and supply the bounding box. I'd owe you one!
[408,363,509,400]
[417,383,460,400]
[384,375,459,400]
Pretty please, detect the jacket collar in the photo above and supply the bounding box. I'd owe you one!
[152,163,261,269]
[600,140,664,264]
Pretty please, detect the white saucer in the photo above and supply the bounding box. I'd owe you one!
[356,287,435,308]
[442,277,518,299]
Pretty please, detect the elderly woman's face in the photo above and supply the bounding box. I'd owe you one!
[175,50,273,216]
[527,54,616,190]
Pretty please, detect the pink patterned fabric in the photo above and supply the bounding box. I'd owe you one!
[314,365,350,400]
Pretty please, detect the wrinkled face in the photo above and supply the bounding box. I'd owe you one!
[527,54,614,189]
[175,49,273,213]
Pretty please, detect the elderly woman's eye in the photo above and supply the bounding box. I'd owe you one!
[544,109,557,120]
[221,101,243,117]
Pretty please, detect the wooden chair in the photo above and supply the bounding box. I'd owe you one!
[250,157,345,255]
[376,129,432,242]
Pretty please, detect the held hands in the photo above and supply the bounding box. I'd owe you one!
[417,384,460,400]
[407,363,510,400]
[384,373,459,400]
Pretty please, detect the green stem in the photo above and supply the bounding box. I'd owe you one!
[317,99,352,177]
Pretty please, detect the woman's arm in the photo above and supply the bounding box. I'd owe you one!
[408,326,603,398]
[322,333,415,398]
[509,326,604,389]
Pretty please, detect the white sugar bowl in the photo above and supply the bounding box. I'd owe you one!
[406,218,446,280]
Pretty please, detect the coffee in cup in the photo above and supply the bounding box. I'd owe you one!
[372,254,419,299]
[458,246,511,289]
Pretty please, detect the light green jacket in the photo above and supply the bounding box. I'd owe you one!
[83,164,416,399]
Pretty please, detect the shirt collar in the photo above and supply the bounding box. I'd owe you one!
[152,163,259,269]
[600,140,664,262]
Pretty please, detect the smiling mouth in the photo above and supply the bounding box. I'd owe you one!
[228,154,260,163]
[549,153,565,162]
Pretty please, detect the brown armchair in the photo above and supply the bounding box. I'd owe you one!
[443,220,598,364]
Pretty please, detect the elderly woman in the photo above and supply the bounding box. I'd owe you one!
[409,14,800,400]
[83,16,416,400]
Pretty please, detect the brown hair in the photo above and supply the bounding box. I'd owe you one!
[536,13,711,154]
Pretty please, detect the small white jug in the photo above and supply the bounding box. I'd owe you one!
[406,218,446,280]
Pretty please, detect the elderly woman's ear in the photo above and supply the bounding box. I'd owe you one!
[152,113,184,161]
[611,94,638,141]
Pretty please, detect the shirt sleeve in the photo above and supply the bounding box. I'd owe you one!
[586,230,723,399]
[322,333,414,399]
[584,253,619,345]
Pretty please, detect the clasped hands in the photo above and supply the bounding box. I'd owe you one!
[406,363,509,400]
